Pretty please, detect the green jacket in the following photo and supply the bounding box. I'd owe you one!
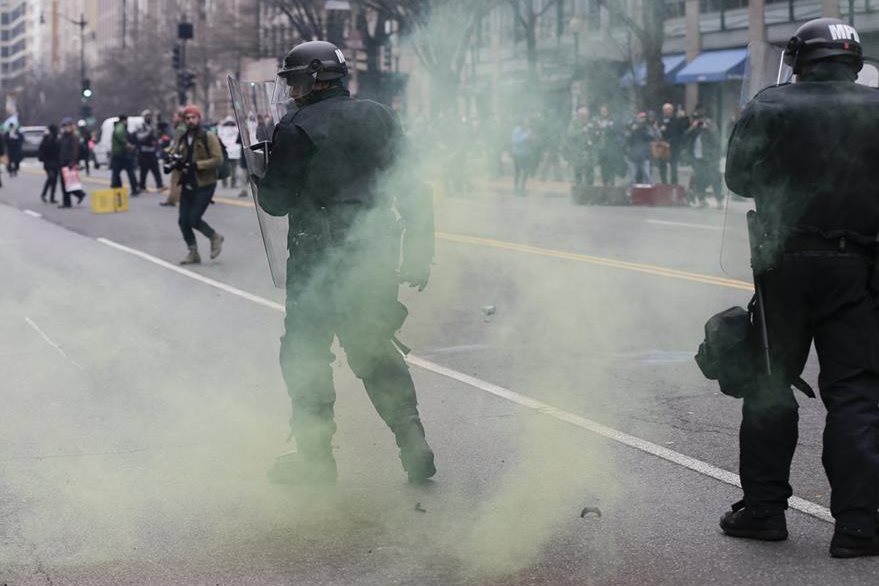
[111,122,129,157]
[171,127,223,188]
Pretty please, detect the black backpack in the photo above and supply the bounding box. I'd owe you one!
[202,133,231,181]
[695,300,815,399]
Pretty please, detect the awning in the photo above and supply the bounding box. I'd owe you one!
[620,54,686,87]
[675,48,748,84]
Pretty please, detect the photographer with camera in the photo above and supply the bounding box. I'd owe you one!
[685,106,722,207]
[166,104,224,265]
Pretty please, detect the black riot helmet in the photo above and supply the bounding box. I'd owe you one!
[784,18,863,75]
[278,41,348,103]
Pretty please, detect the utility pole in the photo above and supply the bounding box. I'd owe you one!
[176,21,195,106]
[62,13,91,119]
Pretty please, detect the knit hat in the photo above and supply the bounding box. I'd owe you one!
[182,105,202,119]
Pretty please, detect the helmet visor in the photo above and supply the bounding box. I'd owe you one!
[281,71,316,101]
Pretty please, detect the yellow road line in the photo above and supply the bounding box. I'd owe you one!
[21,167,750,291]
[437,232,752,291]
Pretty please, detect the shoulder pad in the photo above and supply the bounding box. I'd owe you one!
[751,82,792,100]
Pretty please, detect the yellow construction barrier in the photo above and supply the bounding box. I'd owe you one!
[91,188,129,214]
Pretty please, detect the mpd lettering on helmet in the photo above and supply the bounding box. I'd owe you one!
[829,23,860,42]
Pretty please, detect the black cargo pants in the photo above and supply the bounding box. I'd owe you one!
[279,234,426,461]
[740,249,879,537]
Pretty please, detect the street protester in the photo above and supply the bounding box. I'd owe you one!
[4,122,23,177]
[135,109,164,192]
[256,40,436,485]
[57,118,86,208]
[563,105,599,193]
[167,104,224,265]
[160,108,187,207]
[684,106,723,207]
[625,111,658,185]
[37,124,61,204]
[658,102,688,185]
[595,104,622,187]
[77,120,92,176]
[217,116,242,191]
[110,115,140,197]
[721,18,879,558]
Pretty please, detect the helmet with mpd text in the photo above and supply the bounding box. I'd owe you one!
[278,40,348,82]
[784,17,863,75]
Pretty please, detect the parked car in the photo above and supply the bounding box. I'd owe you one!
[93,116,144,168]
[20,125,47,158]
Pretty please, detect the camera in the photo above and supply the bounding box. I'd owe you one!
[163,152,186,174]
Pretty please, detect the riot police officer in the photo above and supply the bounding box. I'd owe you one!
[258,40,436,485]
[724,18,879,557]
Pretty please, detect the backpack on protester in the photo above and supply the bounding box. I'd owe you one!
[201,133,231,181]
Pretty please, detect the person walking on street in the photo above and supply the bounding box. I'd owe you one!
[723,17,879,558]
[4,123,23,177]
[77,120,92,176]
[136,109,164,192]
[37,124,61,203]
[169,104,224,265]
[110,115,140,197]
[58,118,85,208]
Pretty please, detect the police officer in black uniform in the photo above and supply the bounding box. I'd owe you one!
[258,40,436,485]
[724,18,879,558]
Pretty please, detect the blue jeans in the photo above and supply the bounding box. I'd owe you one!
[628,159,651,185]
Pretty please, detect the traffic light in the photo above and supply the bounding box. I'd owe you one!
[81,78,92,99]
[80,104,92,119]
[172,45,181,70]
[177,70,196,91]
[384,46,392,71]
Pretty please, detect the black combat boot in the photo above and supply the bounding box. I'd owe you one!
[395,420,436,484]
[830,525,879,558]
[720,500,788,541]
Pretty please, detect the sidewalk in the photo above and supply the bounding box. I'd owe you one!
[475,164,699,200]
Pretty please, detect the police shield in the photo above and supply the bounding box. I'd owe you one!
[228,76,290,288]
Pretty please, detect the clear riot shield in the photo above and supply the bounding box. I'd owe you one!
[722,44,879,279]
[228,76,291,288]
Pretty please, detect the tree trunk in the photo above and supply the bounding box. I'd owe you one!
[639,0,667,111]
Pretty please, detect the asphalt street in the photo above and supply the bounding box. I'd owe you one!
[0,163,876,584]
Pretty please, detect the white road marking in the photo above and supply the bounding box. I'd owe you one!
[24,317,85,371]
[96,238,285,312]
[96,237,834,525]
[23,209,42,218]
[646,219,722,231]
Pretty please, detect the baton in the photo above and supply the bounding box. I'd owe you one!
[746,210,773,376]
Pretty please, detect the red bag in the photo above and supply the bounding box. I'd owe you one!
[62,166,82,193]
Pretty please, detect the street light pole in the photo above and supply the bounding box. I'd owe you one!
[78,13,85,84]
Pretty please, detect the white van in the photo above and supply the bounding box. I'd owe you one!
[93,116,144,168]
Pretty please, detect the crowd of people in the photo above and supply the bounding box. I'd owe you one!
[411,100,727,207]
[509,102,726,206]
[27,104,275,264]
[30,106,277,208]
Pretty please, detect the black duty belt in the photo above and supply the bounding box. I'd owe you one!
[784,234,874,256]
